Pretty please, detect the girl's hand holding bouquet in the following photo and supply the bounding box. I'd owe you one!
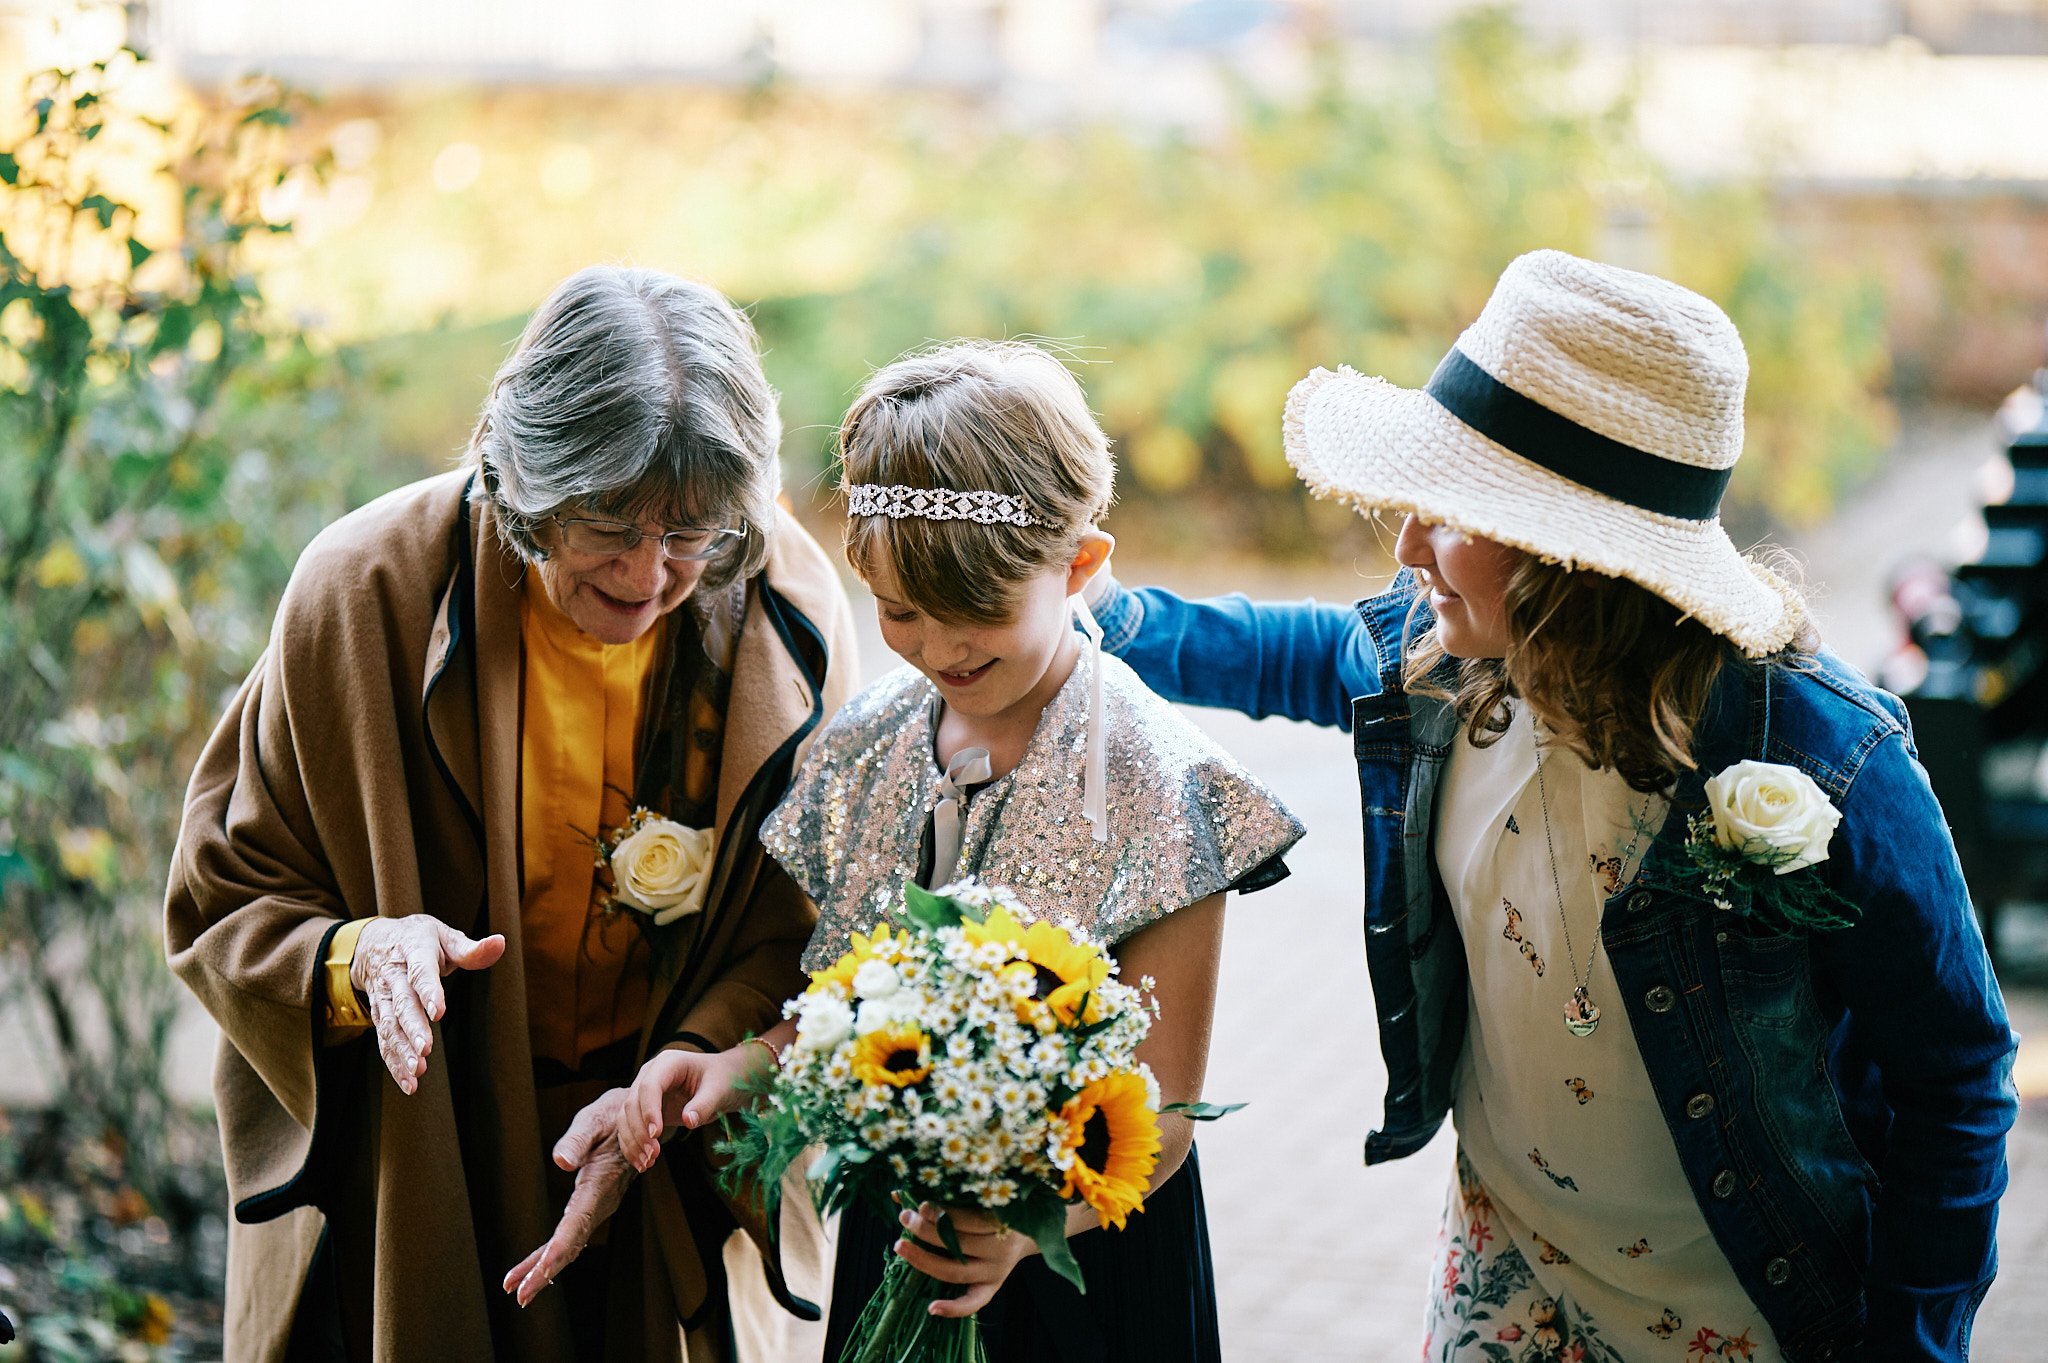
[889,1200,1036,1319]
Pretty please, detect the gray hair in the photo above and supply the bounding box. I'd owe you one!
[467,265,780,589]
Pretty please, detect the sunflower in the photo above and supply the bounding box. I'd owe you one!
[806,922,909,998]
[1054,1071,1161,1230]
[850,1023,934,1088]
[967,904,1111,1027]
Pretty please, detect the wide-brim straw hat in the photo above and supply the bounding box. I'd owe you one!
[1283,249,1803,657]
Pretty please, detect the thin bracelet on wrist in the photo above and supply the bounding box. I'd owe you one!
[743,1036,782,1072]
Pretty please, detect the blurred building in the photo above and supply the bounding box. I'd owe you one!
[107,2,2048,174]
[125,0,2048,85]
[1337,0,2048,53]
[7,0,2042,397]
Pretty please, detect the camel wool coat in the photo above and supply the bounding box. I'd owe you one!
[165,471,860,1363]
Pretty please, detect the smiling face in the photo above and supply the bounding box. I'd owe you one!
[862,532,1111,729]
[1394,514,1526,659]
[533,515,708,644]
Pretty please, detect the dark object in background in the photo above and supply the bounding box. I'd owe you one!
[1886,376,2048,964]
[1,1307,13,1343]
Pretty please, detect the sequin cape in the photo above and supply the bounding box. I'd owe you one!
[762,648,1305,971]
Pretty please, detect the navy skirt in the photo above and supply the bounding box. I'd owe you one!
[820,1144,1222,1363]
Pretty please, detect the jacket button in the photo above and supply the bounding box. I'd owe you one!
[1629,890,1653,912]
[1645,985,1677,1013]
[1764,1256,1792,1286]
[1712,1169,1738,1198]
[1685,1092,1715,1119]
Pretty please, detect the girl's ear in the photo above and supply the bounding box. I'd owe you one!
[1065,530,1115,598]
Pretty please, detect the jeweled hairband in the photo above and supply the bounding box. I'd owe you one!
[1425,348,1733,522]
[841,479,1108,844]
[844,483,1041,528]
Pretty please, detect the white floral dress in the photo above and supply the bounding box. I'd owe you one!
[1422,704,1783,1363]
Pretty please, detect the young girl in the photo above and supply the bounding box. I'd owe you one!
[591,340,1301,1357]
[1082,251,2017,1362]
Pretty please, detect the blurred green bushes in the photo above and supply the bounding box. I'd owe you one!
[0,43,363,1250]
[302,9,1892,552]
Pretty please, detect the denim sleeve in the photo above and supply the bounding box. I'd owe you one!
[1090,578,1382,730]
[1814,731,2019,1360]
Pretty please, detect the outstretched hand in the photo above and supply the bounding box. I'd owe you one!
[503,1088,635,1308]
[617,1044,767,1174]
[349,915,505,1095]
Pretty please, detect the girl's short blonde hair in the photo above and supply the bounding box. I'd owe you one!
[840,340,1114,623]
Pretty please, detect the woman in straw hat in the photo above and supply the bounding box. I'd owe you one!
[1087,250,2016,1361]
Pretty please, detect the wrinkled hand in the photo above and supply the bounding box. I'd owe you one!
[503,1088,634,1307]
[349,915,506,1095]
[617,1045,767,1174]
[892,1201,1038,1319]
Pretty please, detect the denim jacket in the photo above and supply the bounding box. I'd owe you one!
[1093,572,2017,1363]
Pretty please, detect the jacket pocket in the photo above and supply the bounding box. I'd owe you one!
[1719,930,1811,1030]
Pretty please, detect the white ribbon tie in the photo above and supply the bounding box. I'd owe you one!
[928,746,993,888]
[1073,594,1108,844]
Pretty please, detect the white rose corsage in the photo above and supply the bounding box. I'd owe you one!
[1676,760,1858,932]
[599,807,715,927]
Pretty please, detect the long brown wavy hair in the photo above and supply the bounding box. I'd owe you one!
[1403,556,1813,793]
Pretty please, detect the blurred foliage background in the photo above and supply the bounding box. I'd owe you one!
[273,9,1893,556]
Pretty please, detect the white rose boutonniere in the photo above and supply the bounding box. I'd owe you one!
[603,808,715,926]
[1681,761,1857,932]
[1703,759,1842,875]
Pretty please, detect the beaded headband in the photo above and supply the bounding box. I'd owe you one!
[844,483,1041,528]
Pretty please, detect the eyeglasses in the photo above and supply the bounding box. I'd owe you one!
[544,514,746,562]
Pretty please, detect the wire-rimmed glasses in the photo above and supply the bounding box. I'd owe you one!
[546,514,745,562]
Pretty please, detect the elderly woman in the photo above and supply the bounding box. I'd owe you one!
[165,266,858,1363]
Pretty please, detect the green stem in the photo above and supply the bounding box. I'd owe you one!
[851,1282,918,1363]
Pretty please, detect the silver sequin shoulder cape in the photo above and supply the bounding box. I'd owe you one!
[761,648,1304,970]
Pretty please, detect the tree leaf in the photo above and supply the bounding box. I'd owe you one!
[0,845,39,895]
[0,153,17,185]
[79,193,119,229]
[152,303,193,356]
[126,238,152,269]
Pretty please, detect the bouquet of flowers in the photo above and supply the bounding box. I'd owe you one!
[720,880,1234,1363]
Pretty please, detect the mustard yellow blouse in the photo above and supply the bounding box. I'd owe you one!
[515,573,662,1069]
[324,574,662,1071]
